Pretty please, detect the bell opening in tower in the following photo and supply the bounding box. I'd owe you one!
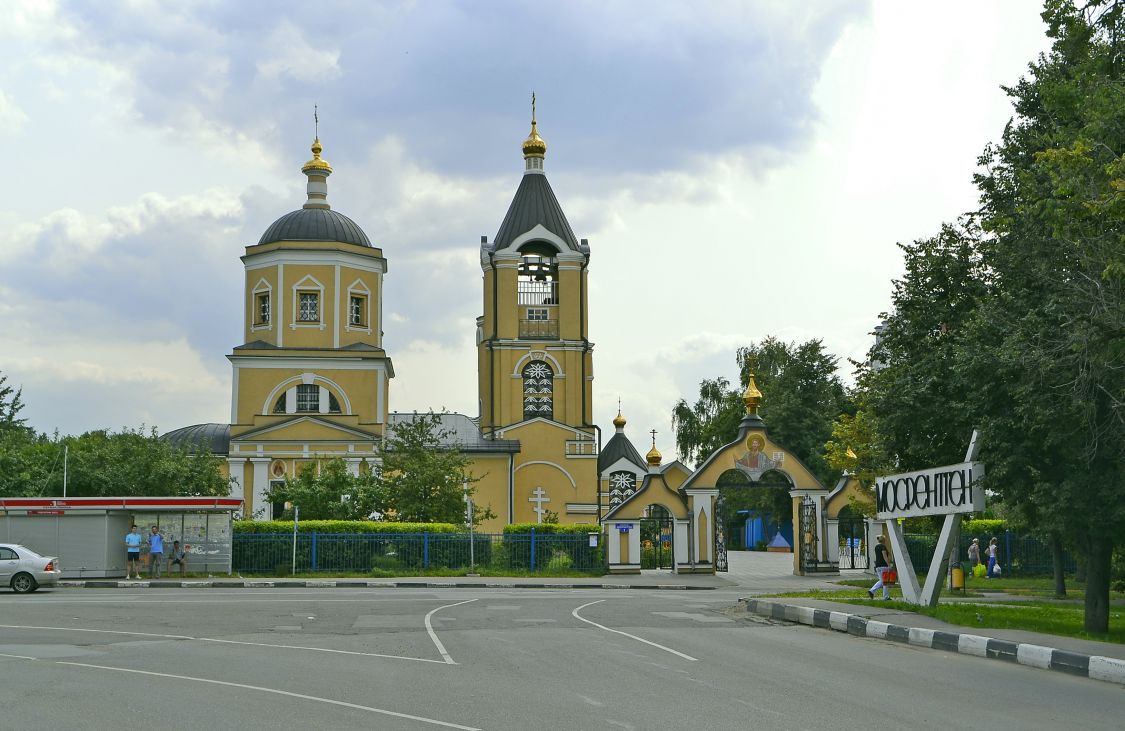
[517,245,558,306]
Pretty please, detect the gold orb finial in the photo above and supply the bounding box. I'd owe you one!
[302,136,333,174]
[613,399,626,429]
[522,92,547,158]
[645,429,662,466]
[742,373,763,415]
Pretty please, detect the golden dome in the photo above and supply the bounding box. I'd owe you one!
[613,403,626,429]
[646,444,662,466]
[522,92,546,158]
[302,137,333,174]
[742,373,762,415]
[522,121,546,158]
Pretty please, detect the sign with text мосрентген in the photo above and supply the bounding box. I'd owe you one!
[875,461,985,520]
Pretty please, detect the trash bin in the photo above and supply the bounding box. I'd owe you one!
[951,564,965,591]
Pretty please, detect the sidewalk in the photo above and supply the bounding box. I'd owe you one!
[58,571,736,591]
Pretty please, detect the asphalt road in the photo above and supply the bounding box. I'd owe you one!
[0,587,1119,730]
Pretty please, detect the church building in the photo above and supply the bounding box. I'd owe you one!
[165,108,645,531]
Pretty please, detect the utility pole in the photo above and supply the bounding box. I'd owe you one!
[63,444,68,498]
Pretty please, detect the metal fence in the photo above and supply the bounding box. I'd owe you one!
[902,531,1077,577]
[232,531,604,575]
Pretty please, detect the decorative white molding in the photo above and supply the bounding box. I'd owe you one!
[514,459,576,488]
[261,374,353,415]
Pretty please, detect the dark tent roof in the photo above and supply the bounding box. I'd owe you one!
[492,173,579,252]
[598,431,646,473]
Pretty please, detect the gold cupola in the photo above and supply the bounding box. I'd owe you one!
[645,431,662,467]
[742,373,763,415]
[302,137,333,175]
[522,92,547,168]
[613,400,626,431]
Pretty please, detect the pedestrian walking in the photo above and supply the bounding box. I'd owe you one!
[967,537,981,578]
[987,536,1000,578]
[125,524,142,579]
[867,535,893,600]
[148,525,164,578]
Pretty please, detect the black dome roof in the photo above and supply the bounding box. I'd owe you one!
[259,208,371,247]
[161,423,231,455]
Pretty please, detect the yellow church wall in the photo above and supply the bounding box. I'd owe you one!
[463,454,513,533]
[556,266,582,340]
[494,265,518,340]
[824,477,872,518]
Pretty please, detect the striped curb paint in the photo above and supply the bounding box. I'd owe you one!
[56,579,715,591]
[739,598,1125,688]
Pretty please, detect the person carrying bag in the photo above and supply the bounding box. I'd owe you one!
[867,535,894,600]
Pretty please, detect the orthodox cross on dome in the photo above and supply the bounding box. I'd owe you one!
[529,486,550,523]
[649,429,657,446]
[314,104,319,138]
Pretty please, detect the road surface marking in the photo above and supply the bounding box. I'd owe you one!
[56,662,480,730]
[0,623,451,665]
[426,598,477,664]
[571,601,698,662]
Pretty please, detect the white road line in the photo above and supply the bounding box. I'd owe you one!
[571,600,698,662]
[425,598,477,665]
[0,623,450,665]
[56,661,480,730]
[0,624,193,640]
[0,651,38,660]
[197,637,447,664]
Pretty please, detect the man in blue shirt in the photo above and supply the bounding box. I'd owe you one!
[148,525,165,578]
[125,524,142,579]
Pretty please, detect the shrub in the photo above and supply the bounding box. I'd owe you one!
[547,550,573,571]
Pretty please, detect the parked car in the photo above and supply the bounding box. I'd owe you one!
[0,543,62,593]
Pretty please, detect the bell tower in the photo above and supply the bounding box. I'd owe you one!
[476,97,599,523]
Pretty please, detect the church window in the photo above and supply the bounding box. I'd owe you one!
[298,292,319,322]
[296,384,319,412]
[526,308,548,321]
[522,360,553,420]
[273,394,286,413]
[349,295,365,326]
[608,471,637,507]
[256,293,271,325]
[517,251,558,306]
[328,392,341,413]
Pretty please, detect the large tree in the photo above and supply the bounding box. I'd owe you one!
[377,412,492,525]
[672,337,850,487]
[964,0,1125,632]
[265,457,380,520]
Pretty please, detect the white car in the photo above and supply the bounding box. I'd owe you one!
[0,543,62,593]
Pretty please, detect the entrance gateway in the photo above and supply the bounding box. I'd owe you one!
[602,376,869,575]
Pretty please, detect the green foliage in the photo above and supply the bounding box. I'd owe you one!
[378,412,494,525]
[0,374,28,435]
[672,337,852,486]
[503,523,599,535]
[265,458,380,520]
[546,550,573,571]
[824,410,891,489]
[963,519,1006,536]
[234,520,463,534]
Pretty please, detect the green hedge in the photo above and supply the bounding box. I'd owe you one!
[962,519,1006,535]
[503,523,601,535]
[234,520,463,535]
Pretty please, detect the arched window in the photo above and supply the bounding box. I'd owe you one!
[272,385,343,414]
[522,360,553,420]
[608,470,637,507]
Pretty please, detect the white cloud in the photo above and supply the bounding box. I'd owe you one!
[256,20,341,83]
[0,89,28,132]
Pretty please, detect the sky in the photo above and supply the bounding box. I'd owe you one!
[0,0,1053,464]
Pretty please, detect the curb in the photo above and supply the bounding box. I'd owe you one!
[57,579,715,591]
[739,598,1125,688]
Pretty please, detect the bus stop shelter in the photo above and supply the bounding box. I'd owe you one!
[0,497,243,578]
